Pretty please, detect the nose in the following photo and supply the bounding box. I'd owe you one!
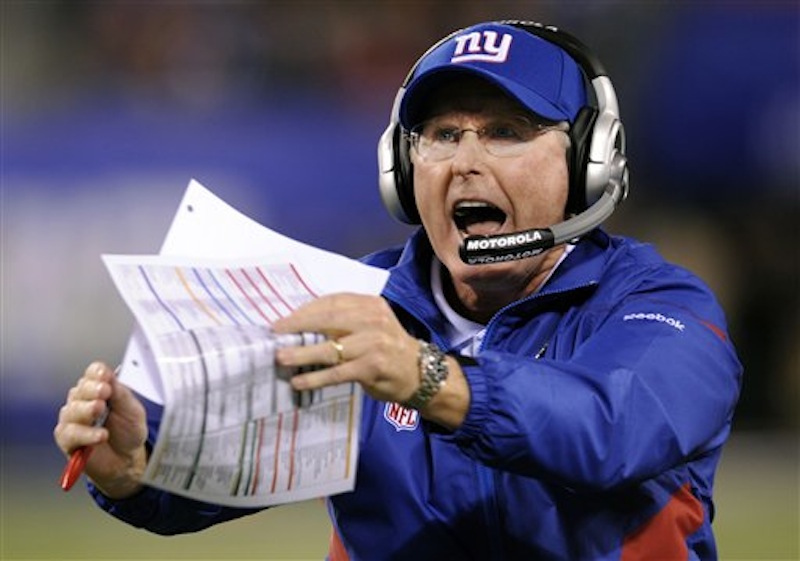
[450,130,486,173]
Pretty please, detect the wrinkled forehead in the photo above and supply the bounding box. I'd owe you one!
[409,73,540,127]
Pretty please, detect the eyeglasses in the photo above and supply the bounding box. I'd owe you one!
[408,115,564,162]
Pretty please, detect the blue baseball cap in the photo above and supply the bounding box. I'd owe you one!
[399,22,587,129]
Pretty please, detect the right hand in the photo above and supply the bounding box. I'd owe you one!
[53,361,148,499]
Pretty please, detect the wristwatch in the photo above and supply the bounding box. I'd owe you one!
[402,340,449,410]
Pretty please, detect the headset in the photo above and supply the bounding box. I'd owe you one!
[377,21,629,265]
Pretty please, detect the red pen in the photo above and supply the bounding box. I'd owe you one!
[60,366,117,491]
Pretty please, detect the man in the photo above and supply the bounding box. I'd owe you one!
[54,21,742,560]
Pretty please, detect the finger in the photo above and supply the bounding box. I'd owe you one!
[73,377,109,404]
[273,294,377,335]
[55,362,118,452]
[276,338,350,368]
[76,363,137,422]
[85,361,116,383]
[290,363,353,391]
[107,372,136,411]
[70,363,114,402]
[58,397,105,426]
[53,410,109,455]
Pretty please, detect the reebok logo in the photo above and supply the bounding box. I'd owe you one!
[452,31,512,63]
[623,312,686,332]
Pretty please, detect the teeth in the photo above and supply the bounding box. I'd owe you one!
[453,201,497,217]
[455,201,492,210]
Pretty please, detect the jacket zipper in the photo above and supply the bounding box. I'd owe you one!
[477,462,505,560]
[472,281,597,560]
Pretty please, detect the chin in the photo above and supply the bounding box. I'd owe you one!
[446,253,527,289]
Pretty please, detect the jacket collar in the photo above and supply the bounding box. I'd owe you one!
[381,228,610,330]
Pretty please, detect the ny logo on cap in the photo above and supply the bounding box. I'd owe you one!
[451,31,512,64]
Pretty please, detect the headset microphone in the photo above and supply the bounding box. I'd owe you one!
[460,153,628,264]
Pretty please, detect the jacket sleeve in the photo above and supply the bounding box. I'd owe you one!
[452,266,743,492]
[89,395,264,535]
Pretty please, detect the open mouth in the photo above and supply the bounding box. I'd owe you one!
[453,201,507,236]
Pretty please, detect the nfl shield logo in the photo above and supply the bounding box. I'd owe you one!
[383,402,419,431]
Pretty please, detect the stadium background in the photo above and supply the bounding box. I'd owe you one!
[2,2,797,559]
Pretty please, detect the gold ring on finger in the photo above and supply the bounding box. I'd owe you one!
[330,340,346,365]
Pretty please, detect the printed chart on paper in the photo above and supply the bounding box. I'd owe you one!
[104,255,361,507]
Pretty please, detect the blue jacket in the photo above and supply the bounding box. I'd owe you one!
[92,229,742,560]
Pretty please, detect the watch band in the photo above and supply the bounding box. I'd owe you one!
[402,340,449,410]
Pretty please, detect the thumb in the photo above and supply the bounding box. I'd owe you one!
[107,373,136,411]
[105,374,148,445]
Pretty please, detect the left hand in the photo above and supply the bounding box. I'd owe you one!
[273,293,421,404]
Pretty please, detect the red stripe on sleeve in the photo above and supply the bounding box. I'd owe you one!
[328,526,350,561]
[621,482,705,561]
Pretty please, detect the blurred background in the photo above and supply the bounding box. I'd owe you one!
[1,1,797,559]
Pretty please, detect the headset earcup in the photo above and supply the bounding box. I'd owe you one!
[378,121,419,224]
[393,125,420,224]
[585,116,628,206]
[567,106,598,214]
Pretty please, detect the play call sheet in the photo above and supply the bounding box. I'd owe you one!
[101,180,389,507]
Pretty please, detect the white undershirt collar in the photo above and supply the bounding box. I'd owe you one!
[430,244,574,356]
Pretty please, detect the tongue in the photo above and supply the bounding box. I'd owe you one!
[464,221,503,236]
